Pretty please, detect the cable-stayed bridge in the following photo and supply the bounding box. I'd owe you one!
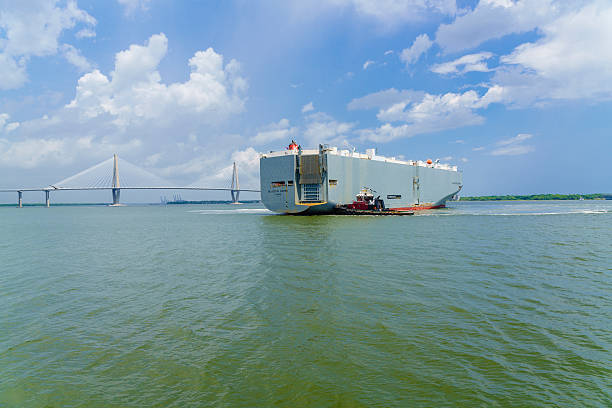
[0,154,259,207]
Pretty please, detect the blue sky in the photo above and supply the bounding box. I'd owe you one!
[1,0,611,202]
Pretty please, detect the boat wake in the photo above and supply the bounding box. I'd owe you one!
[423,208,611,217]
[188,208,273,215]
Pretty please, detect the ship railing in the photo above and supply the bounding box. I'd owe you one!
[263,148,459,171]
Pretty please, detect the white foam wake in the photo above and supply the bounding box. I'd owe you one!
[188,208,273,215]
[417,208,611,217]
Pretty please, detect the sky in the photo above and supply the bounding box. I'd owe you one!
[1,0,611,203]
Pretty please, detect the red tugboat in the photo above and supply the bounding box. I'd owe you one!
[346,187,375,210]
[338,188,413,215]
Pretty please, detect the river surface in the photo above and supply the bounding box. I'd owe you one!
[1,201,611,407]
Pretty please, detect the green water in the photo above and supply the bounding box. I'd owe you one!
[1,202,611,407]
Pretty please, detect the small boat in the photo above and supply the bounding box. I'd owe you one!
[334,188,413,215]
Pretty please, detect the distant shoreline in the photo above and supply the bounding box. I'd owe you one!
[460,194,611,201]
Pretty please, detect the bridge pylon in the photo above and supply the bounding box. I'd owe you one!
[111,153,121,206]
[230,161,240,204]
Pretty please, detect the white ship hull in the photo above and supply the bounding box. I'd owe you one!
[260,146,462,214]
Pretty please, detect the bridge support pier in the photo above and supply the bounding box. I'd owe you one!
[230,161,240,204]
[45,190,50,207]
[18,191,22,208]
[231,189,239,204]
[112,188,120,205]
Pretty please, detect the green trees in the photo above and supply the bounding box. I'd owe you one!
[460,194,610,201]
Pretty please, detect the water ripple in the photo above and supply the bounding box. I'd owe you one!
[1,202,611,407]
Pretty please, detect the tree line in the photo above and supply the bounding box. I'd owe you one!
[460,193,611,201]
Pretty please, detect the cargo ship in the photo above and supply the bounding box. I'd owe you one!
[260,142,462,214]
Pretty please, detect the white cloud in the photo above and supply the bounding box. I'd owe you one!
[117,0,152,14]
[110,33,168,90]
[344,0,612,121]
[435,0,557,53]
[0,0,96,56]
[491,144,534,156]
[359,87,502,142]
[157,152,218,178]
[0,113,9,127]
[347,88,424,110]
[251,118,297,145]
[0,33,249,178]
[491,133,535,155]
[66,33,247,128]
[5,122,20,132]
[301,102,314,113]
[0,0,96,89]
[0,54,27,90]
[375,101,410,122]
[61,44,92,72]
[495,1,612,103]
[460,157,469,162]
[303,112,355,146]
[384,50,394,56]
[377,90,490,122]
[179,147,261,189]
[363,60,375,70]
[0,136,142,169]
[427,2,612,106]
[0,113,20,133]
[349,86,505,142]
[329,0,456,25]
[431,52,493,75]
[473,146,485,151]
[497,133,532,145]
[400,33,433,66]
[0,138,66,168]
[144,152,163,167]
[75,28,96,39]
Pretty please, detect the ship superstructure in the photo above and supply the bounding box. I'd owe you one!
[260,143,462,214]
